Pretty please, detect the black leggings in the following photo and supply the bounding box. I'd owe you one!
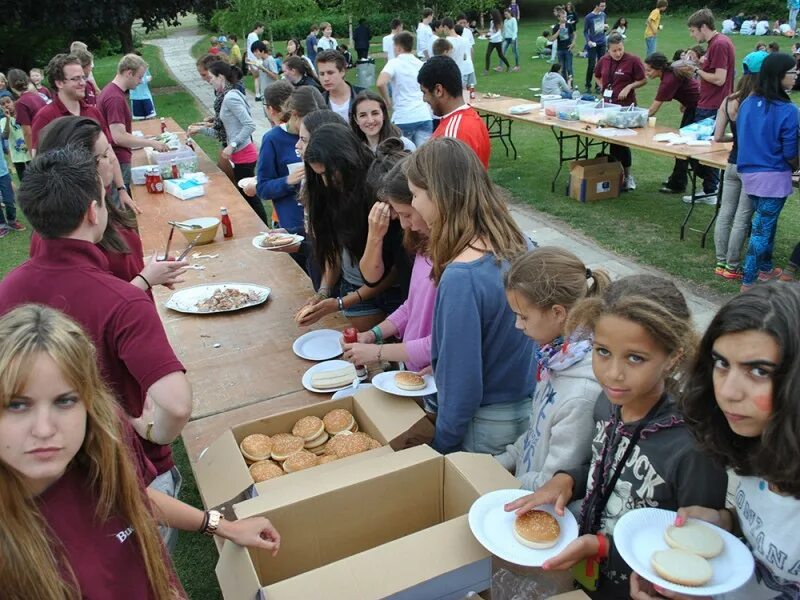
[232,161,270,226]
[609,144,631,169]
[485,42,510,71]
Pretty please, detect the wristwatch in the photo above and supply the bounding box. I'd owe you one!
[694,67,700,76]
[230,141,238,149]
[202,510,224,536]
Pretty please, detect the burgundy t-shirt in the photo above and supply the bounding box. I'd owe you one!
[84,79,98,106]
[31,95,112,149]
[98,81,133,165]
[35,86,52,100]
[594,52,646,106]
[0,238,185,474]
[656,70,700,109]
[36,464,181,599]
[30,225,151,300]
[15,90,49,127]
[699,32,735,110]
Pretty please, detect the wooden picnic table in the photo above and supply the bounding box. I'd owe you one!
[131,118,346,425]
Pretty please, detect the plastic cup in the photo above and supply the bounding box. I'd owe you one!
[648,117,657,127]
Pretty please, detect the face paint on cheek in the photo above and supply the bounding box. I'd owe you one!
[752,394,773,414]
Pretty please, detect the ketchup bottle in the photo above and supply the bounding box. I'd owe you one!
[344,327,368,380]
[220,207,233,238]
[160,118,166,133]
[170,159,179,180]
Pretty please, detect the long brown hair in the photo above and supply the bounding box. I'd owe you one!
[0,305,179,600]
[349,90,403,147]
[403,137,527,283]
[379,153,427,255]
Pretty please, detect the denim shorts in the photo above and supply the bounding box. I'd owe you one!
[462,397,532,455]
[340,278,405,318]
[148,467,183,554]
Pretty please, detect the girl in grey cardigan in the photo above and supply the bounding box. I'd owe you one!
[187,62,269,225]
[498,247,608,493]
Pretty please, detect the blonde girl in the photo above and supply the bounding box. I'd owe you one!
[405,136,536,454]
[506,275,727,598]
[497,247,609,492]
[0,305,280,599]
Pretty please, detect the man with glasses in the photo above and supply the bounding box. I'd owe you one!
[98,54,169,201]
[31,54,139,212]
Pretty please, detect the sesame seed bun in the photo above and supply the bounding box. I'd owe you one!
[309,442,329,455]
[293,416,325,442]
[249,460,285,482]
[282,450,319,473]
[664,523,724,558]
[304,429,329,449]
[331,432,373,458]
[239,434,273,462]
[395,371,426,391]
[513,510,561,549]
[651,549,713,587]
[368,438,382,450]
[270,433,305,461]
[323,408,356,435]
[318,454,338,465]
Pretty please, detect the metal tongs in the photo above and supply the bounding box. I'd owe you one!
[160,221,201,262]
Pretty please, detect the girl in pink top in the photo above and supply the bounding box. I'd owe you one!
[342,141,436,373]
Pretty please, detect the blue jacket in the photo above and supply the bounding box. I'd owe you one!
[737,95,799,174]
[255,125,305,233]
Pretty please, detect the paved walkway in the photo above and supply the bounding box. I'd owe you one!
[147,31,724,330]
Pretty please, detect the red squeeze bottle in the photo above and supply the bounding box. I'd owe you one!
[160,118,166,133]
[344,327,368,380]
[220,207,233,238]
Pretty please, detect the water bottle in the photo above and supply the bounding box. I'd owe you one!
[572,89,581,101]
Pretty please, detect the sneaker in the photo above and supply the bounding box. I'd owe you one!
[623,175,637,191]
[714,264,726,277]
[493,66,505,72]
[659,185,685,194]
[7,221,25,232]
[0,227,8,238]
[722,268,742,280]
[511,66,520,72]
[254,95,263,102]
[758,267,782,282]
[682,194,718,206]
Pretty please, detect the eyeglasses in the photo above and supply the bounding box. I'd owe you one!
[787,70,799,76]
[66,75,88,83]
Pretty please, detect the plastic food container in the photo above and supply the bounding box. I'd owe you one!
[578,102,622,124]
[604,106,649,129]
[546,99,592,119]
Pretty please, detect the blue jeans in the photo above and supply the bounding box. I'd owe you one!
[742,196,786,285]
[645,36,657,57]
[461,397,532,455]
[503,37,520,66]
[0,173,17,227]
[557,49,573,79]
[692,108,720,192]
[585,42,606,89]
[398,120,433,148]
[791,7,799,31]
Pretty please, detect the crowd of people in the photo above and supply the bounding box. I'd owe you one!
[0,6,798,600]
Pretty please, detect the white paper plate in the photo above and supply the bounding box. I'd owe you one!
[468,489,579,567]
[165,283,270,314]
[302,360,358,394]
[237,176,257,189]
[332,382,373,400]
[371,371,437,397]
[293,329,343,361]
[509,104,537,115]
[614,508,754,596]
[252,233,304,250]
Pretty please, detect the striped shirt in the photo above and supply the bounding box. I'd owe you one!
[431,104,490,168]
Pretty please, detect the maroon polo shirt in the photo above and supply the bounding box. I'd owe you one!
[35,86,52,100]
[36,464,185,599]
[84,79,98,106]
[594,52,646,107]
[0,238,185,474]
[699,32,735,110]
[14,90,49,127]
[31,94,112,149]
[656,69,699,109]
[98,81,133,165]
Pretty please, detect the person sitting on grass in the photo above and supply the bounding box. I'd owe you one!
[542,63,572,97]
[535,30,551,58]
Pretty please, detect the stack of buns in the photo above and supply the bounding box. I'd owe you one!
[310,364,357,390]
[239,408,383,483]
[650,522,724,587]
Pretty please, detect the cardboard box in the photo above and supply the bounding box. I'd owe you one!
[194,387,434,513]
[215,445,521,600]
[569,157,623,202]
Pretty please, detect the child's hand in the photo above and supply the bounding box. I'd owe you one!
[630,572,708,599]
[674,506,732,531]
[542,533,600,570]
[503,472,574,516]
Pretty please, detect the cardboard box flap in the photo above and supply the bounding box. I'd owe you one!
[443,452,521,521]
[195,430,253,511]
[353,386,432,447]
[262,515,488,599]
[234,445,440,519]
[216,539,263,600]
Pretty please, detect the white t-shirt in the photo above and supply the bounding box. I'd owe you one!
[489,20,504,43]
[383,33,397,59]
[317,37,338,52]
[246,32,259,62]
[755,20,770,36]
[258,56,278,92]
[719,476,800,600]
[329,96,351,121]
[780,22,793,34]
[741,20,755,35]
[417,22,433,58]
[721,19,735,34]
[380,53,432,125]
[446,35,468,76]
[461,26,475,48]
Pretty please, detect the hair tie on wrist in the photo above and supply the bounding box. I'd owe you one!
[585,268,593,280]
